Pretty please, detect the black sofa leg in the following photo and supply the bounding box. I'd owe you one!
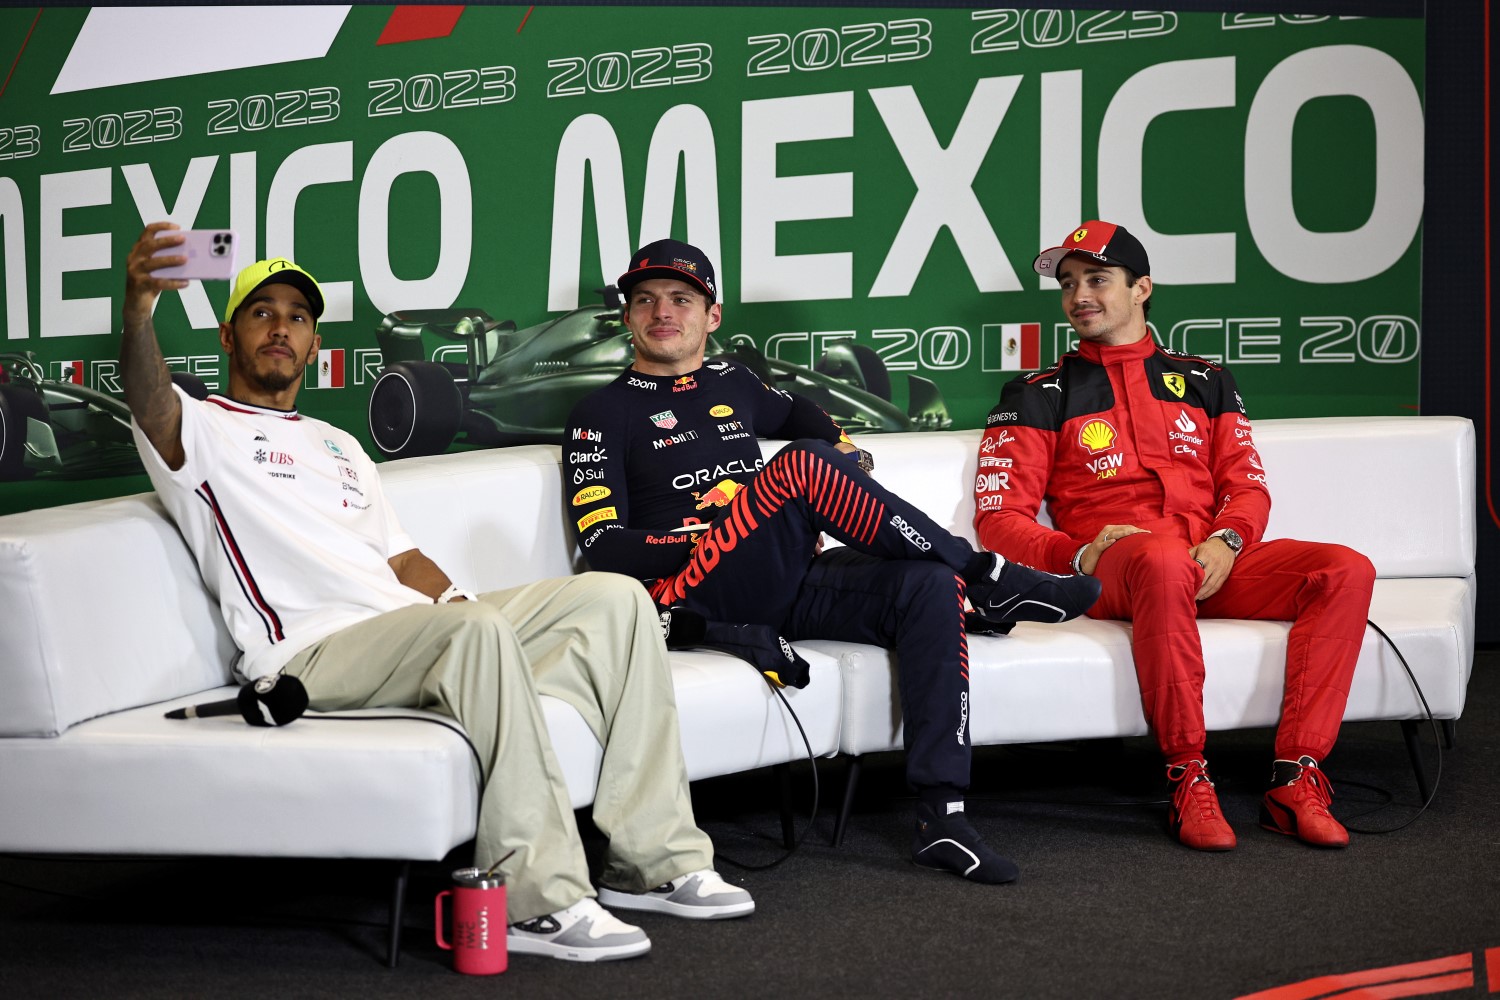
[1399,720,1433,803]
[832,755,863,848]
[774,762,796,849]
[388,860,410,969]
[1441,719,1457,750]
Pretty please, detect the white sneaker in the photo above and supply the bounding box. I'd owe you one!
[596,868,755,920]
[507,898,651,962]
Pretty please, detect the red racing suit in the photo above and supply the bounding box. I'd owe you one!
[973,335,1374,763]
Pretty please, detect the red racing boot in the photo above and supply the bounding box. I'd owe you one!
[1166,759,1237,851]
[1260,756,1350,848]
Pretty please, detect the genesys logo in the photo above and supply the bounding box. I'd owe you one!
[577,507,618,532]
[572,485,611,506]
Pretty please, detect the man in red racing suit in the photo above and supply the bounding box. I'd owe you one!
[973,221,1375,852]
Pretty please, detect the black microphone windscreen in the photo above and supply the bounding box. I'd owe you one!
[238,675,309,727]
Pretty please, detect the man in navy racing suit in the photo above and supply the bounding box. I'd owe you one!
[565,239,1101,884]
[974,221,1376,851]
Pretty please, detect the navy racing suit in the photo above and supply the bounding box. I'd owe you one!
[564,360,992,793]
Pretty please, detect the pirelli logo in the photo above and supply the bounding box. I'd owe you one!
[577,507,618,531]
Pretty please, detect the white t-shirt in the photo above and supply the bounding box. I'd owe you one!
[132,386,431,680]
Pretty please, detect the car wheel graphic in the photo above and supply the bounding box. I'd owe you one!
[816,342,892,402]
[368,361,462,459]
[0,384,47,481]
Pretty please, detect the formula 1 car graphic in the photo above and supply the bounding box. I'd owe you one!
[367,289,952,459]
[0,352,206,481]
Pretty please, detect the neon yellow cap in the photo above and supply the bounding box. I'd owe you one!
[223,258,325,326]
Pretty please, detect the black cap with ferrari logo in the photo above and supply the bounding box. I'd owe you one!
[1034,221,1151,278]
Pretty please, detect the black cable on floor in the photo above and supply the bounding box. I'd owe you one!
[714,679,820,872]
[1341,619,1442,834]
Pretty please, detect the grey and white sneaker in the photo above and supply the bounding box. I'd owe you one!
[596,868,755,920]
[507,898,651,962]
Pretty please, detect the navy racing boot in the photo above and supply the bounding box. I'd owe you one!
[966,553,1101,626]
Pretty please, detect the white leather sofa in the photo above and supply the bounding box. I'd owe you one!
[804,418,1476,839]
[0,416,1475,952]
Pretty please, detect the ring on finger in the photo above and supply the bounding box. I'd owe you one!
[1193,557,1206,568]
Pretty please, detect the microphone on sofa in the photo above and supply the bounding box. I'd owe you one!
[165,673,309,727]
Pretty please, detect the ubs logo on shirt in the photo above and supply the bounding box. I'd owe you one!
[252,446,296,479]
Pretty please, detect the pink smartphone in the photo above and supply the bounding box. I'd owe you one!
[152,229,238,280]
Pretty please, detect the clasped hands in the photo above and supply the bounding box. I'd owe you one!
[1079,525,1237,600]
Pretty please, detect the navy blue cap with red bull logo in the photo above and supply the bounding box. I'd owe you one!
[617,239,718,301]
[1033,221,1151,278]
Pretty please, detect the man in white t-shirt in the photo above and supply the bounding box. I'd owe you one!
[120,222,753,963]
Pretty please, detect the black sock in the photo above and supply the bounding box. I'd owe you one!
[963,551,1000,585]
[1271,756,1315,786]
[918,786,966,812]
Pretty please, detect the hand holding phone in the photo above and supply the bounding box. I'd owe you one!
[151,229,237,281]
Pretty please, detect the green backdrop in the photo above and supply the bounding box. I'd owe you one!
[0,6,1424,513]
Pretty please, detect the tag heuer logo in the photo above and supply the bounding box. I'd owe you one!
[651,410,678,429]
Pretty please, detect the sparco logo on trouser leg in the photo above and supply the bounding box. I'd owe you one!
[890,514,932,551]
[956,691,968,745]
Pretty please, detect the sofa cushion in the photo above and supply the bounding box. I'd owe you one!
[824,416,1476,579]
[0,690,479,858]
[380,444,581,592]
[816,575,1475,758]
[0,642,847,856]
[0,496,236,737]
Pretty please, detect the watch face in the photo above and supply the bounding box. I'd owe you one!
[1221,530,1244,552]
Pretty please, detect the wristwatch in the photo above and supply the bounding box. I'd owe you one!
[853,449,875,474]
[438,584,478,604]
[1210,528,1244,554]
